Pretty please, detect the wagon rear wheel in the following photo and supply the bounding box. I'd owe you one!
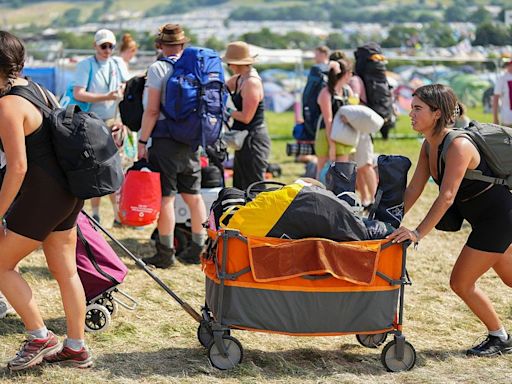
[356,332,388,348]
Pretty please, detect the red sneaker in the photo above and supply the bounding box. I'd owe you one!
[7,331,62,371]
[43,345,93,368]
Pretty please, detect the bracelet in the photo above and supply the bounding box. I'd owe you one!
[138,139,148,145]
[412,229,420,249]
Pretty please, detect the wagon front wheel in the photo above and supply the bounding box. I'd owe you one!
[381,339,416,372]
[208,335,243,370]
[356,332,388,348]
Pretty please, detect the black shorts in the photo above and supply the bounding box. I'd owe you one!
[148,138,201,197]
[5,164,83,241]
[460,185,512,253]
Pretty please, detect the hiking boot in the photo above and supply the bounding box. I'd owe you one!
[7,331,62,371]
[466,334,512,357]
[177,241,204,265]
[44,345,93,368]
[92,214,101,224]
[142,242,176,268]
[0,295,15,318]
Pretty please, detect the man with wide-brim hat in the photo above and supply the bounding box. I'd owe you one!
[155,24,190,46]
[137,23,207,268]
[493,55,512,127]
[224,41,271,191]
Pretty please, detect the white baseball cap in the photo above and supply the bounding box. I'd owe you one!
[95,29,116,46]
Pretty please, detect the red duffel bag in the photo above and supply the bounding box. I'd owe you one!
[119,164,161,227]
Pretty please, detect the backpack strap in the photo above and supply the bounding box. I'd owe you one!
[436,130,508,186]
[10,83,77,127]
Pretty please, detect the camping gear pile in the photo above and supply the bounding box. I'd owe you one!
[198,164,415,371]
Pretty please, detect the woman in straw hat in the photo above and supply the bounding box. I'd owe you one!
[224,41,271,190]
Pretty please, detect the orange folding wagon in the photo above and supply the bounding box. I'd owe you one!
[198,228,416,372]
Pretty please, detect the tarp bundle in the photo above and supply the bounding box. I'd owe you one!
[225,183,369,241]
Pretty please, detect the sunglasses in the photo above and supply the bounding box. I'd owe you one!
[99,43,115,50]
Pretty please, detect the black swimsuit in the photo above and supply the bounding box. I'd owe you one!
[436,134,512,253]
[2,82,83,241]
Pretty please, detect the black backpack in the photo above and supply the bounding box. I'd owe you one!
[119,74,146,132]
[355,43,395,139]
[11,84,124,199]
[301,63,328,141]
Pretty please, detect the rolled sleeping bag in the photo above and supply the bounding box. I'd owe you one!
[330,108,360,146]
[337,104,384,134]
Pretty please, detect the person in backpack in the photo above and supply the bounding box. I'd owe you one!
[492,57,512,127]
[315,59,355,180]
[388,84,512,357]
[354,43,396,140]
[72,29,129,225]
[224,41,271,190]
[347,63,378,209]
[0,31,92,370]
[301,45,330,143]
[137,24,207,267]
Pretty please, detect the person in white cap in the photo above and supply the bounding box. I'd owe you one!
[72,29,129,225]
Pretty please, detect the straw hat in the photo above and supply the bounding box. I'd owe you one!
[155,24,190,46]
[222,41,256,65]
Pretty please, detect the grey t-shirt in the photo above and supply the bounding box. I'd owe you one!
[142,57,177,120]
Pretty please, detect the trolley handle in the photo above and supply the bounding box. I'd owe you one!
[245,180,286,202]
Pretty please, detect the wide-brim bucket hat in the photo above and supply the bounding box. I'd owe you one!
[155,24,190,45]
[223,41,257,65]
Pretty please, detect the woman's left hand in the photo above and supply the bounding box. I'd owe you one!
[387,226,419,244]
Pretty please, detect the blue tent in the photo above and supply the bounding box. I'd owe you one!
[22,67,57,94]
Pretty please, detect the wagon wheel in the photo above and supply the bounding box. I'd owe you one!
[197,321,231,349]
[197,321,213,348]
[356,332,388,348]
[85,303,111,333]
[381,340,416,372]
[95,296,118,317]
[208,335,243,370]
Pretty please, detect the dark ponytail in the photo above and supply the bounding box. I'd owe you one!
[327,59,352,96]
[0,31,25,96]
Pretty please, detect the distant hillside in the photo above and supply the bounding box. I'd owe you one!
[1,0,509,34]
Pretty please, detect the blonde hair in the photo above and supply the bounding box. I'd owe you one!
[120,33,137,53]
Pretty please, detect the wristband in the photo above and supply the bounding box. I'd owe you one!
[138,139,148,145]
[412,229,420,248]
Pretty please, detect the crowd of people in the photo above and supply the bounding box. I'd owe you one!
[0,23,511,373]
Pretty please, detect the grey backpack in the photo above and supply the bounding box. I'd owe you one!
[439,121,512,188]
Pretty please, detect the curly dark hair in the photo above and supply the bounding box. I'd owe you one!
[0,31,25,96]
[412,84,462,134]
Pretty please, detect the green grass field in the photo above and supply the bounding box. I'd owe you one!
[0,107,510,384]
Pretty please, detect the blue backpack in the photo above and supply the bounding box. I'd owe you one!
[154,47,226,150]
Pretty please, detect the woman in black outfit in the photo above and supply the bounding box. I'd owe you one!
[0,31,92,371]
[388,84,512,357]
[223,41,271,190]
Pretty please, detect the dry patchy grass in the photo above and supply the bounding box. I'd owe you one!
[1,131,511,383]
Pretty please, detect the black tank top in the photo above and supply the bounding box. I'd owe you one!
[3,82,67,187]
[319,87,349,130]
[436,133,494,202]
[231,74,265,132]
